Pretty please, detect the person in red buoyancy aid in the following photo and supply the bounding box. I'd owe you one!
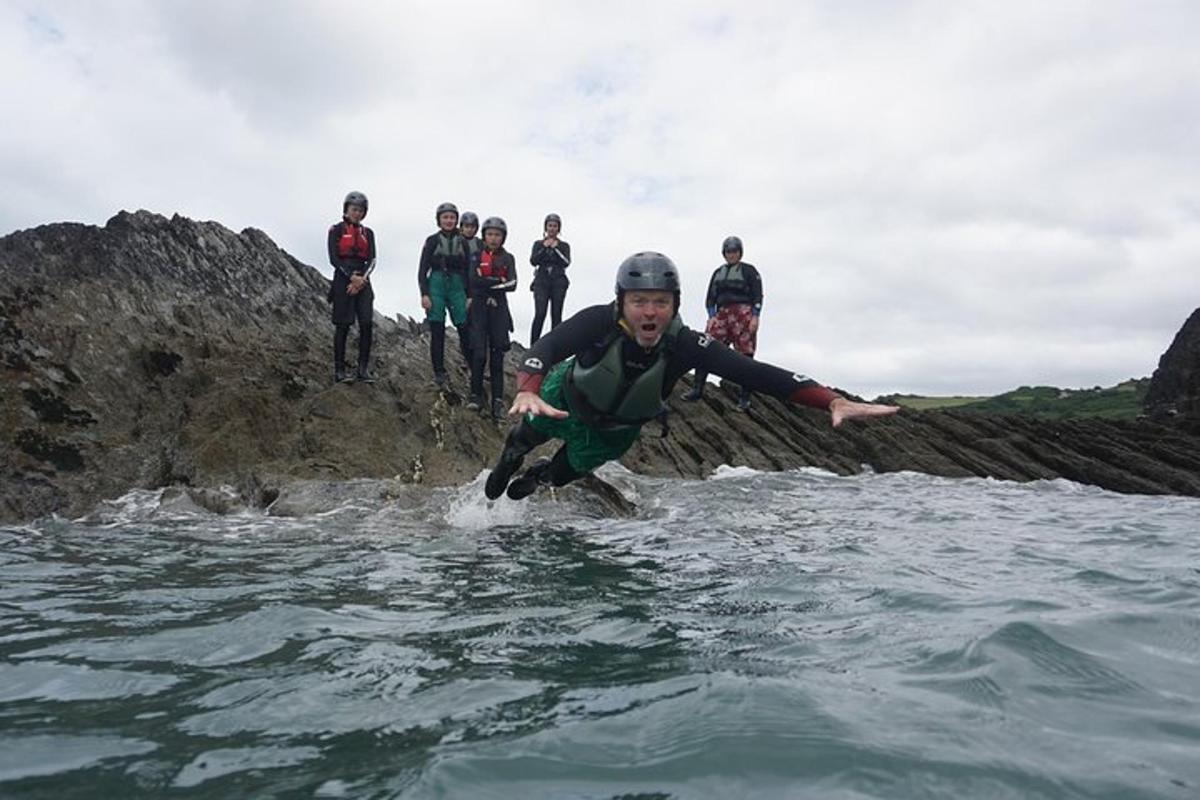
[466,217,518,419]
[326,191,378,383]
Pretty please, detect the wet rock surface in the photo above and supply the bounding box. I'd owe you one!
[1145,307,1200,433]
[3,210,1199,522]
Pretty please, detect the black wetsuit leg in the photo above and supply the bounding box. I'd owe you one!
[489,346,505,403]
[467,302,488,400]
[546,444,584,486]
[334,324,350,378]
[530,287,550,344]
[355,285,374,374]
[429,321,446,377]
[734,352,754,406]
[549,279,568,330]
[456,323,472,368]
[485,418,550,500]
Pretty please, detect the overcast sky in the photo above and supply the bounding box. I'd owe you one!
[4,1,1199,398]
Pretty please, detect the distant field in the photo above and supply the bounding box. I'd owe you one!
[876,379,1149,420]
[877,395,987,410]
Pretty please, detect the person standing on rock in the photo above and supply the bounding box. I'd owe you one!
[460,211,482,260]
[466,217,518,420]
[529,213,571,344]
[327,191,377,383]
[682,235,763,411]
[483,252,898,501]
[418,202,472,388]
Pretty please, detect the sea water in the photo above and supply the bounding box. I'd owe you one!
[1,467,1198,799]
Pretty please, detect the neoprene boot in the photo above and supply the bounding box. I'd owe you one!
[506,458,552,500]
[683,370,707,401]
[485,420,549,500]
[736,387,752,412]
[506,447,585,500]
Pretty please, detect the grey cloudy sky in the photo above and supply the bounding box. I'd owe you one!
[4,1,1199,398]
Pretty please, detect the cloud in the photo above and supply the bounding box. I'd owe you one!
[3,0,1199,399]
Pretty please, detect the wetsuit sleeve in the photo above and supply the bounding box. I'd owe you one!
[704,269,718,317]
[417,235,435,295]
[747,264,763,314]
[677,330,839,409]
[467,251,488,297]
[515,304,614,394]
[363,228,378,279]
[327,224,356,279]
[530,240,547,266]
[498,254,517,292]
[553,240,570,267]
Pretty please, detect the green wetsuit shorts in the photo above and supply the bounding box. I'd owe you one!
[525,360,642,474]
[426,271,468,326]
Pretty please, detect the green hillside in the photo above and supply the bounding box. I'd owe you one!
[877,379,1149,420]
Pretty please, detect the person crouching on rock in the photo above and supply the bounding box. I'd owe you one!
[683,235,761,410]
[327,190,377,383]
[467,217,518,420]
[484,252,899,501]
[418,202,471,389]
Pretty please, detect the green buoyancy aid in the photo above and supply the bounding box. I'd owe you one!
[713,263,749,295]
[564,313,684,429]
[433,233,466,271]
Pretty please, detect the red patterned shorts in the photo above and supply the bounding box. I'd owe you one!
[705,303,757,356]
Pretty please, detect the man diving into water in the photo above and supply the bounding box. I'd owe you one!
[485,252,899,500]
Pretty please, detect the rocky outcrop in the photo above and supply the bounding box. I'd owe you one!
[3,211,1200,523]
[1145,307,1200,432]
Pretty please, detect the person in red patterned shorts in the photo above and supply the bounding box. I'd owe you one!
[682,235,763,410]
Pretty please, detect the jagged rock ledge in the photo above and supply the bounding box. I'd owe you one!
[3,210,1200,523]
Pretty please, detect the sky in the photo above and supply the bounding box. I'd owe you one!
[3,0,1199,399]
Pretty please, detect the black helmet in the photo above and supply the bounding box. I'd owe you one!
[721,235,743,254]
[343,191,368,217]
[460,211,479,228]
[481,216,507,244]
[544,213,562,231]
[615,251,680,294]
[435,202,459,222]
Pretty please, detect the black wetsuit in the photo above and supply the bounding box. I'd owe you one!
[529,238,571,343]
[489,303,837,495]
[518,304,827,402]
[467,247,517,404]
[326,220,377,377]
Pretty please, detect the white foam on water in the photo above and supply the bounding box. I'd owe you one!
[442,470,531,530]
[74,489,166,526]
[706,464,763,481]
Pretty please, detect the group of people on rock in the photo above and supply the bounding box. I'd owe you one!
[327,190,900,501]
[414,201,572,420]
